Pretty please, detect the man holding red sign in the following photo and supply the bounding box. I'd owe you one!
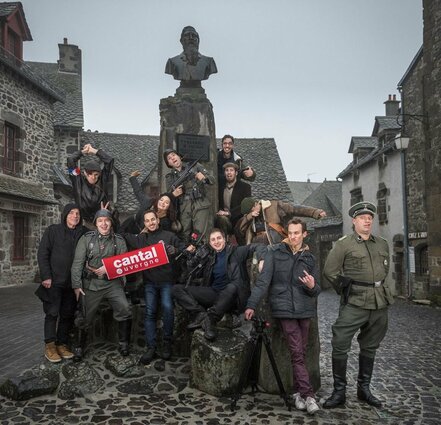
[71,209,132,361]
[122,210,193,364]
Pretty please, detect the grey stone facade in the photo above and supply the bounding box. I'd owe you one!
[423,0,441,295]
[0,58,60,287]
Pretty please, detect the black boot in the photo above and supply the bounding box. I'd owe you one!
[187,311,207,330]
[357,355,382,408]
[323,357,347,408]
[161,340,172,360]
[73,329,87,362]
[118,320,132,356]
[202,313,217,341]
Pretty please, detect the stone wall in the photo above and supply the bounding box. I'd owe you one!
[0,65,61,287]
[423,0,441,295]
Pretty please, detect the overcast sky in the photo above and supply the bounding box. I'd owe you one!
[20,0,423,182]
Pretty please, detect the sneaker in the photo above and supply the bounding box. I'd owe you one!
[305,397,320,415]
[45,342,62,363]
[292,393,306,410]
[56,344,74,359]
[139,347,156,365]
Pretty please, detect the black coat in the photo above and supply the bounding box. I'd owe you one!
[67,149,114,222]
[246,243,321,319]
[37,203,88,286]
[122,228,186,284]
[218,179,252,227]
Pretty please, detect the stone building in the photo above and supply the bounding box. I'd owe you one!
[337,97,403,294]
[0,2,63,286]
[396,0,441,299]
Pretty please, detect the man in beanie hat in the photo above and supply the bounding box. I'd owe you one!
[37,203,88,363]
[67,143,114,225]
[236,198,326,246]
[164,149,214,243]
[323,201,393,409]
[216,162,252,240]
[70,209,131,361]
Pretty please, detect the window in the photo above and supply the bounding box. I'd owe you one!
[416,245,428,276]
[3,123,17,173]
[376,183,389,225]
[350,188,363,206]
[13,215,27,261]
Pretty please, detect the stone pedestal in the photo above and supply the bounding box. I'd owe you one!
[189,328,249,397]
[158,88,218,214]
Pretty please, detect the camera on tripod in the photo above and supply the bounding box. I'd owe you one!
[251,316,270,334]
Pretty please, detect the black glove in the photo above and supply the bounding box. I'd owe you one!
[165,244,177,256]
[337,276,353,305]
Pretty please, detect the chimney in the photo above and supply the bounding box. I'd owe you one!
[384,94,400,116]
[57,38,82,75]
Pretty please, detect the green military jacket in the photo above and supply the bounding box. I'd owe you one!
[323,232,394,310]
[71,230,127,291]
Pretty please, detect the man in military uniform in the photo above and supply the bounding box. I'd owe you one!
[164,149,214,243]
[323,202,393,409]
[71,209,131,361]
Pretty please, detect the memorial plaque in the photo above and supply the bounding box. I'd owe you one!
[176,133,210,161]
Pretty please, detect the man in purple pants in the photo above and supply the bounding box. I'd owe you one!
[244,219,321,415]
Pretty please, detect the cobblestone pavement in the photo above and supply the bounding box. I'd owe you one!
[0,284,440,424]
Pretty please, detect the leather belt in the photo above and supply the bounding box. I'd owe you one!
[352,280,383,288]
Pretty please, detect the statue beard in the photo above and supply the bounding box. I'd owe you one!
[183,45,199,65]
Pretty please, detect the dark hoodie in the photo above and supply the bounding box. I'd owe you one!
[37,203,88,286]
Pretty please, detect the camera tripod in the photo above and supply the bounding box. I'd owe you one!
[230,317,292,411]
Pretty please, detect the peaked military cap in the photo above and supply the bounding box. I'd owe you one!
[349,201,376,218]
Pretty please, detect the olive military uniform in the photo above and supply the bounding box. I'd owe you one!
[322,201,392,409]
[71,230,131,328]
[324,232,393,358]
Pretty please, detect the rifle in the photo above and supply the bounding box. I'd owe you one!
[168,154,204,192]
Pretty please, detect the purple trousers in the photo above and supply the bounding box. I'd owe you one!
[279,318,314,398]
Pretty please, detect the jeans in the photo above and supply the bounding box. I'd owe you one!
[280,318,314,398]
[144,282,174,348]
[43,284,77,344]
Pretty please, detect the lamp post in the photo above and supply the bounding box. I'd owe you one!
[394,134,410,297]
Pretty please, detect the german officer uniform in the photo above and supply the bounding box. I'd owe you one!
[323,202,393,409]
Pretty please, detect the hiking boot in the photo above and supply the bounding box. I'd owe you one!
[305,397,320,415]
[140,347,156,365]
[56,344,74,359]
[187,311,207,330]
[292,393,306,410]
[45,342,62,363]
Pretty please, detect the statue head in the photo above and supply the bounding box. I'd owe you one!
[180,26,200,51]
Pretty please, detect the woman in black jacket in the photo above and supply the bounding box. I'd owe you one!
[245,218,321,415]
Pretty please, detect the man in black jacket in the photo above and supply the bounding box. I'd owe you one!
[67,143,114,225]
[122,210,193,363]
[172,228,266,341]
[244,219,321,415]
[216,162,252,239]
[37,203,88,362]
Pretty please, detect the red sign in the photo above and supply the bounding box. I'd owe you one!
[102,242,169,280]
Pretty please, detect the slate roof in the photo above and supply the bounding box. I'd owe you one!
[26,61,83,128]
[372,116,401,136]
[80,131,160,212]
[72,134,292,214]
[398,46,423,89]
[0,2,31,40]
[0,174,57,204]
[287,181,321,204]
[221,138,293,202]
[348,137,378,153]
[303,180,342,216]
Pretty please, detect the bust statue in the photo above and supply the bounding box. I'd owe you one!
[165,26,217,88]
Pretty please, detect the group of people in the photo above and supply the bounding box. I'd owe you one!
[35,137,393,416]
